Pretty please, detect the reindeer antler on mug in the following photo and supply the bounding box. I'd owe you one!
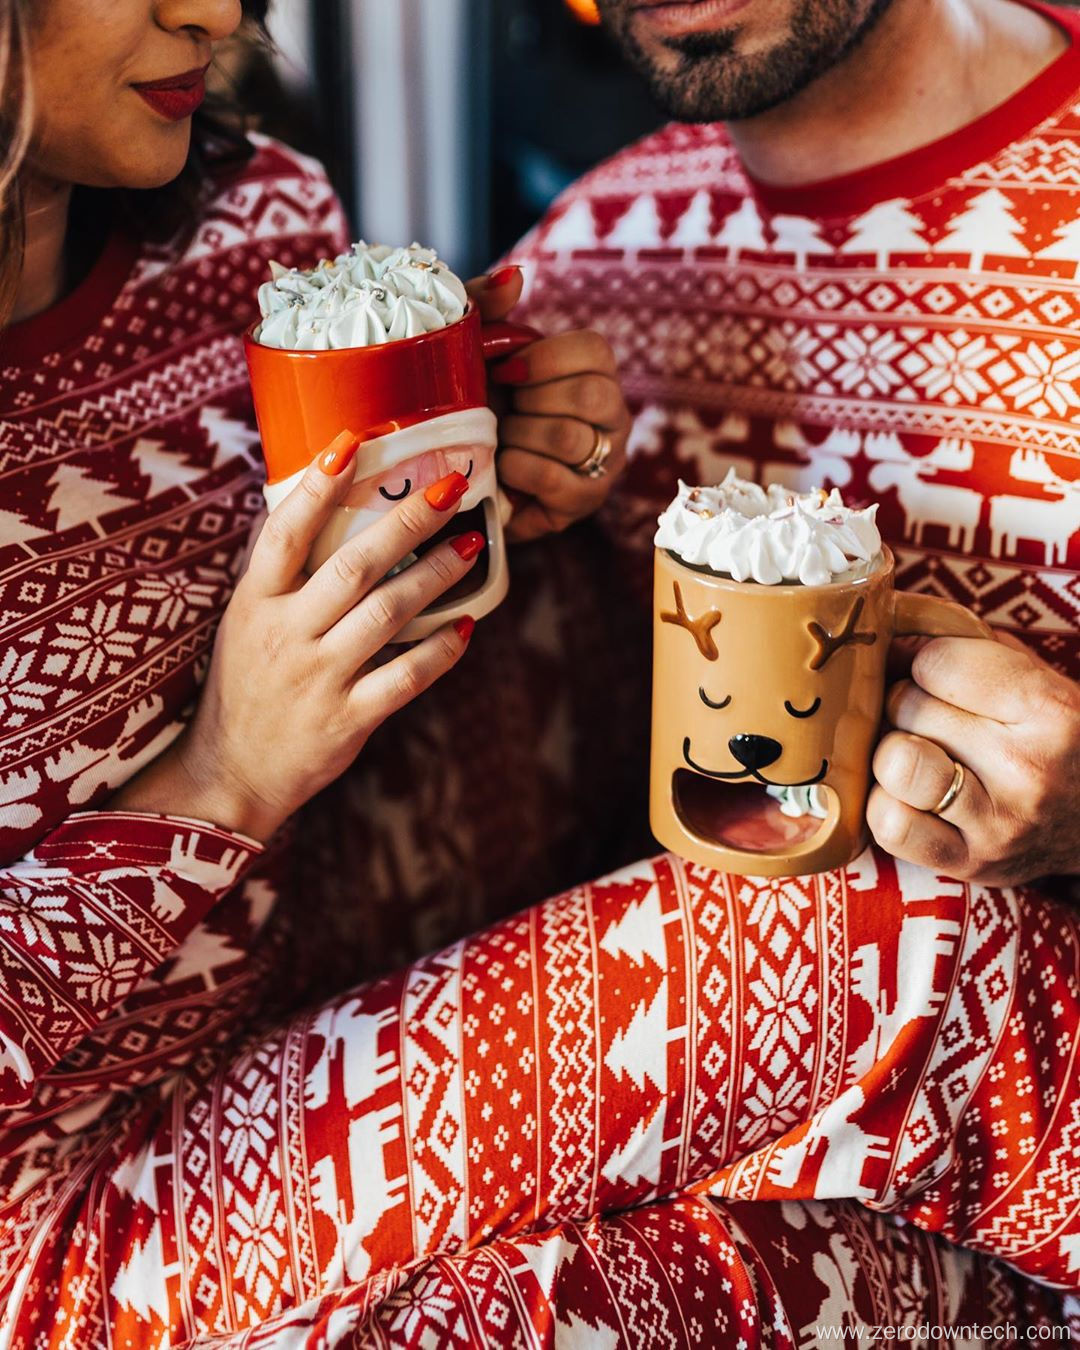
[807,596,877,670]
[661,581,723,660]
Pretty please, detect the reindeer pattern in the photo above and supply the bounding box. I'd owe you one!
[680,416,1080,578]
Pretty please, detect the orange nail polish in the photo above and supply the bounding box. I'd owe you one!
[425,471,470,511]
[319,431,360,476]
[451,531,486,561]
[454,616,476,642]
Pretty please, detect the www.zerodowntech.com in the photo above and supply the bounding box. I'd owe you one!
[813,1325,1072,1343]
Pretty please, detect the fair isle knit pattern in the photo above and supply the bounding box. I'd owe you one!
[512,8,1080,682]
[1,49,1079,1345]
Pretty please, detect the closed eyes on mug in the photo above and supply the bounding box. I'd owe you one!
[699,688,731,710]
[784,697,821,719]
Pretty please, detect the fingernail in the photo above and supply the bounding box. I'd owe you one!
[319,431,360,476]
[425,471,470,511]
[491,357,529,385]
[454,616,476,642]
[451,531,486,561]
[486,265,521,290]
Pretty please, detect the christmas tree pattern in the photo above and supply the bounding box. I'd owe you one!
[933,188,1027,270]
[1036,216,1080,276]
[45,463,136,534]
[606,194,663,249]
[840,199,928,268]
[0,506,48,549]
[771,213,830,270]
[598,884,668,969]
[109,1219,173,1325]
[603,984,669,1093]
[541,197,597,251]
[669,189,714,248]
[715,197,768,260]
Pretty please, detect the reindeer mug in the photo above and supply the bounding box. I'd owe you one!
[650,544,994,878]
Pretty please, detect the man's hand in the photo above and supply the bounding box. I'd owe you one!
[868,633,1080,886]
[466,267,630,542]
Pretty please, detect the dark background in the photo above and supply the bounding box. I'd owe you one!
[488,0,662,255]
[243,0,663,267]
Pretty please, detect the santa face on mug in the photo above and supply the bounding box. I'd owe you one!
[262,407,507,641]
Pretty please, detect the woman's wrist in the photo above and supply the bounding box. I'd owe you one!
[110,730,286,843]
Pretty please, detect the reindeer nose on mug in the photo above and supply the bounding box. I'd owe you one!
[728,734,783,771]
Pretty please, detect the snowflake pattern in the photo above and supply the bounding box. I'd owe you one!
[832,327,906,397]
[1,89,1079,1350]
[1003,339,1080,419]
[68,930,143,1005]
[52,600,143,686]
[903,330,996,405]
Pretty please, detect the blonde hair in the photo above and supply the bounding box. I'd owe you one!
[0,0,32,324]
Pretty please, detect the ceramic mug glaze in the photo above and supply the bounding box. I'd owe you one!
[649,544,994,878]
[244,304,537,642]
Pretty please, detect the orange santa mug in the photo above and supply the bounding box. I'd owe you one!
[650,543,994,878]
[244,303,538,642]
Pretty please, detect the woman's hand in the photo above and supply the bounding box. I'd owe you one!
[114,436,482,842]
[467,267,631,543]
[868,633,1080,885]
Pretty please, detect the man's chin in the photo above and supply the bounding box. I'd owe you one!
[633,50,794,123]
[605,0,897,123]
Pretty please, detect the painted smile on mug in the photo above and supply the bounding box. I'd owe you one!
[681,738,828,788]
[657,579,872,857]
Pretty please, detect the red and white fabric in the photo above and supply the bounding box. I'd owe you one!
[512,0,1080,683]
[2,1,1080,1335]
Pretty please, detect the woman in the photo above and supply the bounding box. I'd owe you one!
[0,2,1076,1347]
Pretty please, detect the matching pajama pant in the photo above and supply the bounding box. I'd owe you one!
[11,848,1080,1346]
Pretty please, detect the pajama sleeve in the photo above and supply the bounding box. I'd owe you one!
[0,810,262,1110]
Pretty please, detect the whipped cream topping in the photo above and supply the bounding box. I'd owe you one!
[654,470,881,586]
[767,784,830,820]
[255,241,469,350]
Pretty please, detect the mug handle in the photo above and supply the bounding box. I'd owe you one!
[480,321,543,364]
[893,590,994,640]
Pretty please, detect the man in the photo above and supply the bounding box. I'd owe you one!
[512,0,1080,887]
[499,0,1080,1332]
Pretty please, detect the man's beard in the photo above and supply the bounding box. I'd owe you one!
[597,0,894,122]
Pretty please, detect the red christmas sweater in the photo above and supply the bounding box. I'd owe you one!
[0,137,349,1123]
[511,0,1080,683]
[0,132,643,1163]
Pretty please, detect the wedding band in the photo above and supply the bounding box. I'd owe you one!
[929,759,965,817]
[573,428,613,479]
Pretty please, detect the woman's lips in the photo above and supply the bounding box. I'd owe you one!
[632,0,754,37]
[131,65,208,122]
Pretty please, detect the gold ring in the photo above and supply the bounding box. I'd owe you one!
[573,428,613,479]
[929,759,965,817]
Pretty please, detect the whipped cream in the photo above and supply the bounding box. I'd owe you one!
[767,784,830,820]
[255,241,469,350]
[654,470,881,586]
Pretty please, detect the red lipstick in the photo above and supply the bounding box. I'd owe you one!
[131,65,209,122]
